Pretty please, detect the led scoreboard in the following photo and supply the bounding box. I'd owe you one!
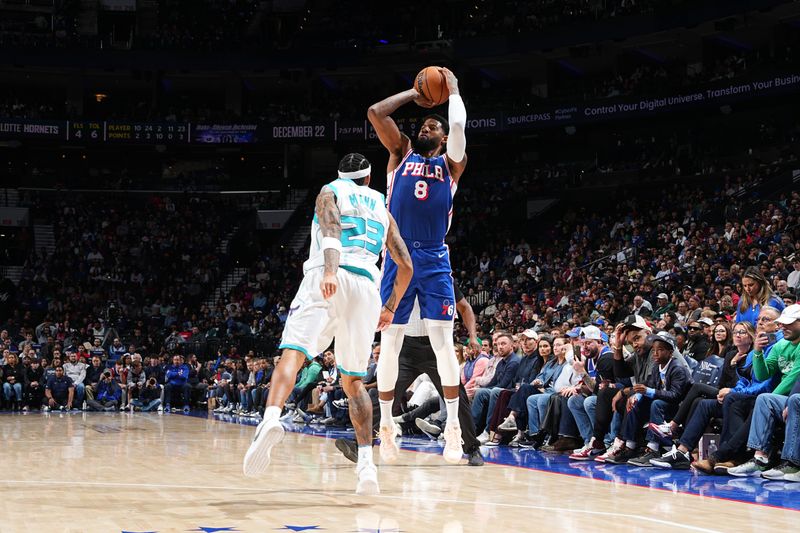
[106,122,190,143]
[67,121,104,142]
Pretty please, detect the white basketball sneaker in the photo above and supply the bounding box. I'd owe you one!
[443,423,464,464]
[243,413,285,477]
[378,422,401,464]
[355,463,380,495]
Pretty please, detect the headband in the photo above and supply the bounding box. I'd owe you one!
[337,166,371,180]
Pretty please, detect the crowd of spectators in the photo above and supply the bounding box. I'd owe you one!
[3,192,253,365]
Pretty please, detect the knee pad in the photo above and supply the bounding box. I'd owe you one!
[425,321,460,387]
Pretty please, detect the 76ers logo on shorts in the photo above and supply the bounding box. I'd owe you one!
[441,300,455,317]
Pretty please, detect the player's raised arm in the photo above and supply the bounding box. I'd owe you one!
[441,68,468,182]
[377,213,413,331]
[368,89,433,159]
[315,186,342,299]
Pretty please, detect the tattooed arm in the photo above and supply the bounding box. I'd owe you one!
[377,213,413,330]
[316,186,342,299]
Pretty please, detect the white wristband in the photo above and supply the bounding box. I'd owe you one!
[321,237,342,252]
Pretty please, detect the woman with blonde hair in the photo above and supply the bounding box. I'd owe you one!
[734,266,785,327]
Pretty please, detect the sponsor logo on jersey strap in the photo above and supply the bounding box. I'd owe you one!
[401,161,444,181]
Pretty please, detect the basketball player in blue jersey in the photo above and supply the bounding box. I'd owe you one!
[368,68,467,464]
[243,154,413,495]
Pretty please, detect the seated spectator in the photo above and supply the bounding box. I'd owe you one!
[546,326,613,453]
[84,356,105,401]
[145,355,165,384]
[472,333,521,440]
[488,334,551,443]
[653,293,675,319]
[86,371,121,412]
[461,338,491,400]
[89,338,105,362]
[185,354,207,405]
[651,307,783,470]
[131,377,163,412]
[285,355,323,412]
[499,336,568,444]
[62,352,87,408]
[727,305,800,477]
[2,352,24,410]
[210,364,235,412]
[706,322,732,359]
[571,317,650,459]
[609,332,691,466]
[237,360,257,416]
[110,360,128,406]
[164,354,191,412]
[653,321,751,441]
[44,366,75,411]
[126,361,147,410]
[564,327,624,461]
[486,330,552,445]
[684,319,711,362]
[23,357,45,410]
[308,350,338,416]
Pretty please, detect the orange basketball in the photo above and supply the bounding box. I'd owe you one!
[414,66,449,106]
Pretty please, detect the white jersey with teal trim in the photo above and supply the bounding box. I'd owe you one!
[304,178,389,283]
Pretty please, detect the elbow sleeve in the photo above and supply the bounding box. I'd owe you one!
[446,94,466,162]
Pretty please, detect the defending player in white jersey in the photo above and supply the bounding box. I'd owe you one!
[368,68,467,464]
[243,153,413,495]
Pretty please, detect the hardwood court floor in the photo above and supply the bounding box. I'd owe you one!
[0,411,797,533]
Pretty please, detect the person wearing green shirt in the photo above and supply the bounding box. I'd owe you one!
[752,318,800,396]
[653,293,675,320]
[285,356,323,412]
[727,304,800,478]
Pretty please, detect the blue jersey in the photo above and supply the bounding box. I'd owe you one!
[387,150,456,244]
[381,149,458,324]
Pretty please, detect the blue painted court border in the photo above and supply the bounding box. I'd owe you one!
[191,410,800,513]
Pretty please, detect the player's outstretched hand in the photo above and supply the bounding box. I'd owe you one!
[320,273,338,299]
[377,306,394,331]
[440,67,459,96]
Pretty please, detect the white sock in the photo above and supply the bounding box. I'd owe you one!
[379,399,393,427]
[444,397,459,426]
[647,441,659,452]
[265,406,281,420]
[626,440,637,450]
[358,445,374,467]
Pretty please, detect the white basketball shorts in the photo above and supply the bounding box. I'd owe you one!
[278,267,381,377]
